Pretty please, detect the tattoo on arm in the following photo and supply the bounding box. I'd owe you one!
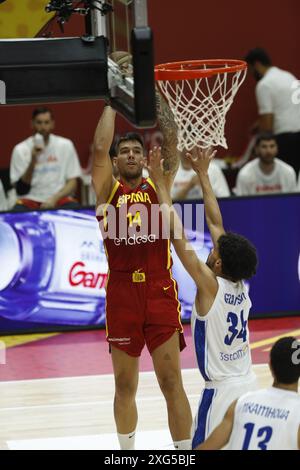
[156,91,180,176]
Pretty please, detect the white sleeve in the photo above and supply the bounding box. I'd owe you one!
[65,141,82,180]
[171,181,181,199]
[171,172,185,200]
[10,145,30,185]
[256,82,274,115]
[283,167,297,192]
[209,165,230,197]
[234,170,251,196]
[0,180,7,211]
[298,172,300,191]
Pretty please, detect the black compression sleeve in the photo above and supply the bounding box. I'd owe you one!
[15,179,31,195]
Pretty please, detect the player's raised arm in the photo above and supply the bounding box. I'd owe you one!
[186,147,226,247]
[92,51,132,205]
[195,400,237,450]
[156,92,180,190]
[147,147,217,294]
[92,105,117,205]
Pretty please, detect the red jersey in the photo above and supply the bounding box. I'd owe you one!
[97,177,172,273]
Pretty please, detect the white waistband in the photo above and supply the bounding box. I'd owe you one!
[204,370,257,389]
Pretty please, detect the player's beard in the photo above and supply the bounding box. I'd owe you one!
[122,167,143,180]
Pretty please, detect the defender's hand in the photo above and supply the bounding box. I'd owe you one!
[186,147,217,174]
[146,146,166,186]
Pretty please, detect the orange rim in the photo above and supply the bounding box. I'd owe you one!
[155,59,247,81]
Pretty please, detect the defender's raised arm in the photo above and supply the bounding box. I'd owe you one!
[185,147,225,247]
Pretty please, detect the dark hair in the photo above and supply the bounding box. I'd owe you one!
[218,232,258,282]
[115,132,145,154]
[32,107,53,120]
[109,140,117,159]
[270,337,300,384]
[245,48,272,67]
[256,132,277,146]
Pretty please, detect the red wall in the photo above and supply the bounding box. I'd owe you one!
[1,0,299,169]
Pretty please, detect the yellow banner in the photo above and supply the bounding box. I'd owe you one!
[0,0,54,38]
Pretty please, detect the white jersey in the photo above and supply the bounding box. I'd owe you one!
[10,134,82,202]
[171,162,230,200]
[256,66,300,135]
[235,158,297,196]
[228,387,300,450]
[191,276,253,383]
[0,179,7,211]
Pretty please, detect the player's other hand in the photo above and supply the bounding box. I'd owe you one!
[146,146,166,186]
[185,147,217,174]
[110,51,133,77]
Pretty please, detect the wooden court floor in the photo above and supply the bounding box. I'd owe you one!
[0,317,299,450]
[0,365,274,450]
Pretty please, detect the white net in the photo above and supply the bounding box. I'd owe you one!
[157,64,247,151]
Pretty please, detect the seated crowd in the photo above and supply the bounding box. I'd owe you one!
[0,107,300,212]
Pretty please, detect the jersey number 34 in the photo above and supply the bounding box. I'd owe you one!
[224,310,248,346]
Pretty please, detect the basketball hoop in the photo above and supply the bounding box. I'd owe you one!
[155,59,247,151]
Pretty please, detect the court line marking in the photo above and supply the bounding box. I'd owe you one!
[0,364,268,385]
[250,329,300,349]
[0,395,202,412]
[0,333,61,349]
[0,365,269,413]
[7,429,175,451]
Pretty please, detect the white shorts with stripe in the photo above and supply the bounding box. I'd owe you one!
[191,372,258,449]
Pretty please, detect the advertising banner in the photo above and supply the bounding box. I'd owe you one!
[0,194,299,333]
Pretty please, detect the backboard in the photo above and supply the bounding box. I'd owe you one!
[90,0,156,128]
[0,0,156,129]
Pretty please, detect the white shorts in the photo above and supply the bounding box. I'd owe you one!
[191,372,258,449]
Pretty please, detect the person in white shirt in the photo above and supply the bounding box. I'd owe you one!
[235,134,297,195]
[10,107,82,211]
[196,336,300,450]
[0,179,7,212]
[171,152,230,200]
[245,48,300,175]
[147,146,258,450]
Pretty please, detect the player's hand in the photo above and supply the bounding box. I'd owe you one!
[31,146,43,163]
[190,174,200,188]
[40,196,57,210]
[110,51,133,77]
[185,147,217,174]
[146,146,166,186]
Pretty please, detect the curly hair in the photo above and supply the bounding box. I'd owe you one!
[270,337,300,384]
[218,232,258,282]
[245,48,272,67]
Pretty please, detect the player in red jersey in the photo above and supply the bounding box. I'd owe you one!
[92,92,192,449]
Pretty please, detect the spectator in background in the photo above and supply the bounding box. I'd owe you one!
[171,150,230,200]
[235,133,297,196]
[10,107,82,211]
[0,179,7,211]
[245,48,300,175]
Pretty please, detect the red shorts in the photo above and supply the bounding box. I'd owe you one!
[105,270,186,357]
